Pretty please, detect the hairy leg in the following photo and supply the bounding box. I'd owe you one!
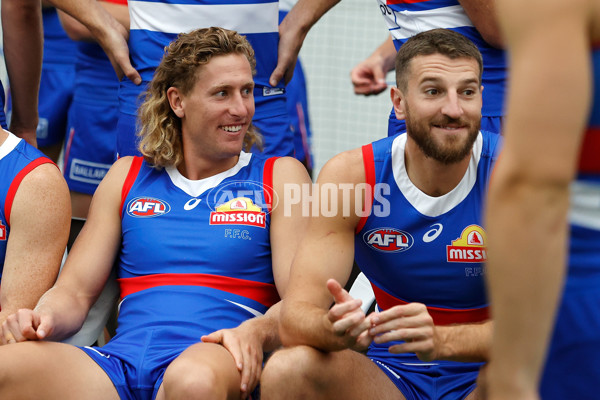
[0,341,119,399]
[260,345,405,400]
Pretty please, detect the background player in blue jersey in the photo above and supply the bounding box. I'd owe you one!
[351,0,505,137]
[0,27,309,400]
[0,129,70,334]
[117,0,294,159]
[485,0,600,399]
[261,29,499,400]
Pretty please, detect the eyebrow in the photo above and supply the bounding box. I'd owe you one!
[419,77,480,86]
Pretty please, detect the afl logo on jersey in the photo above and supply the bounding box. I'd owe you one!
[363,228,413,253]
[126,197,171,218]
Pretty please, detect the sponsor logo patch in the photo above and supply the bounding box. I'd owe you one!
[210,197,266,228]
[126,197,171,218]
[446,225,487,262]
[0,222,6,240]
[363,227,413,252]
[69,158,111,185]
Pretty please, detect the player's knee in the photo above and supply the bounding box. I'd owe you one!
[163,358,225,400]
[262,345,327,392]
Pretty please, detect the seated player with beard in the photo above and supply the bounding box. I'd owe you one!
[260,28,500,400]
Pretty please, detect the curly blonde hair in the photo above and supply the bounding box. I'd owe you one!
[137,27,263,168]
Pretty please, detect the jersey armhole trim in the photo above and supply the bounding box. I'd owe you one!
[4,157,55,226]
[356,145,375,234]
[263,156,279,213]
[120,156,144,218]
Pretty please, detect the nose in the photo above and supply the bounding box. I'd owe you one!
[229,93,250,118]
[441,92,463,119]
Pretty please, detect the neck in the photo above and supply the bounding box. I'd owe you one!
[0,130,8,146]
[404,139,471,197]
[177,151,240,180]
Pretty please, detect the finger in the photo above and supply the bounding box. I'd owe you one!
[331,311,369,336]
[371,303,427,324]
[269,64,285,87]
[374,327,430,345]
[388,337,435,356]
[327,299,363,321]
[369,313,431,335]
[326,279,353,304]
[35,314,53,340]
[200,330,223,344]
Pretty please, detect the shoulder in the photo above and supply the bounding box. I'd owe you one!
[316,147,365,185]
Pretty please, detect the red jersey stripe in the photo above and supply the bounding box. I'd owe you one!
[579,127,600,173]
[120,156,144,217]
[118,273,280,307]
[372,284,489,326]
[263,156,279,213]
[356,144,376,234]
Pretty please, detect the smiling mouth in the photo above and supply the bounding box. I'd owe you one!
[221,125,243,133]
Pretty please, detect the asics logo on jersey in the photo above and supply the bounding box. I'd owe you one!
[184,198,201,211]
[422,223,443,243]
[0,222,6,240]
[446,225,487,263]
[363,228,413,253]
[127,197,171,218]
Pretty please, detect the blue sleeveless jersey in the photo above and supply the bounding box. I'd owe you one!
[376,0,506,118]
[121,0,284,117]
[0,133,52,275]
[112,152,279,342]
[355,131,500,366]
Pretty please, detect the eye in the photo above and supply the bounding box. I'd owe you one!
[463,89,476,96]
[215,90,227,97]
[425,88,439,95]
[242,88,252,96]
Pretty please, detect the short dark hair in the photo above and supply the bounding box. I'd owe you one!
[395,28,483,91]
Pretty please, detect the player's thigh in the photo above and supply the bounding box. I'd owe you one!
[157,342,240,399]
[0,341,118,400]
[266,346,405,400]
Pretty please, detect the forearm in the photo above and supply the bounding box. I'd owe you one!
[282,0,341,42]
[435,320,492,362]
[240,302,282,353]
[280,300,349,352]
[486,171,569,389]
[33,286,93,340]
[370,35,397,73]
[2,0,42,141]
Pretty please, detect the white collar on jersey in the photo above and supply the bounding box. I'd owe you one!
[0,131,21,161]
[392,131,483,217]
[165,151,252,198]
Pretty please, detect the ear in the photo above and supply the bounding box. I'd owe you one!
[167,87,185,118]
[390,86,406,121]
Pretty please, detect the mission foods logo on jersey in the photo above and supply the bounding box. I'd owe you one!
[446,225,487,262]
[210,197,266,228]
[363,227,413,253]
[127,197,171,218]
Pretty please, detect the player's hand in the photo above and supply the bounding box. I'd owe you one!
[201,323,263,399]
[0,308,53,345]
[368,302,439,361]
[94,14,141,85]
[270,17,304,86]
[325,278,373,351]
[350,57,388,96]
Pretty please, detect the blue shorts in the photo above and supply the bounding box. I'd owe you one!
[63,97,118,194]
[540,225,600,400]
[79,327,199,400]
[368,343,481,400]
[387,111,503,137]
[8,65,75,147]
[116,111,294,158]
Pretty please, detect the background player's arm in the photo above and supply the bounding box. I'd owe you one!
[458,0,503,48]
[58,0,129,42]
[45,0,140,84]
[271,0,341,86]
[279,148,371,352]
[2,157,132,342]
[486,0,592,397]
[351,35,396,96]
[2,0,42,146]
[0,164,70,326]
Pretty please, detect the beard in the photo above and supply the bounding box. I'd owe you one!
[404,104,480,165]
